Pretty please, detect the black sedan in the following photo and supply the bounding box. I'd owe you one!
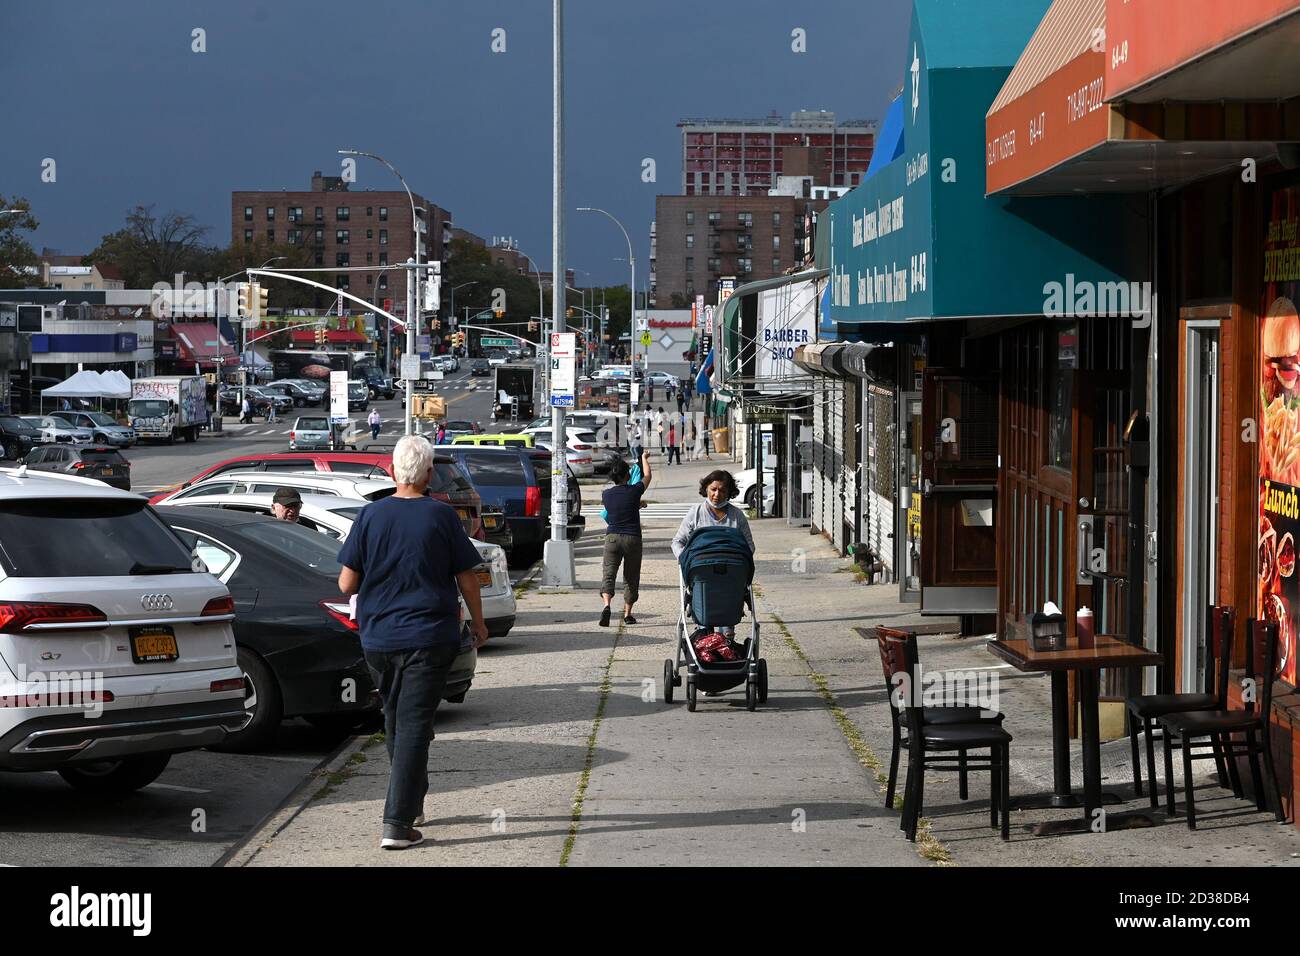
[470,359,491,377]
[155,507,477,750]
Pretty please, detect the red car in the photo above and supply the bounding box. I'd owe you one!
[149,451,486,539]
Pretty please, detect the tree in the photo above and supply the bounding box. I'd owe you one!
[0,197,40,287]
[210,238,322,312]
[84,205,213,288]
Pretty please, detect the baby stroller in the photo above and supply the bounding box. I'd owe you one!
[664,526,767,712]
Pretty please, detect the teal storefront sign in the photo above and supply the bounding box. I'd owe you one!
[822,0,1147,329]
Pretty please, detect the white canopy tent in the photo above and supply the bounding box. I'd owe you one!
[40,370,133,411]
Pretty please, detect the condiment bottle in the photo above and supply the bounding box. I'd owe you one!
[1077,606,1094,649]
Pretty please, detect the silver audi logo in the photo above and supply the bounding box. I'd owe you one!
[141,593,174,611]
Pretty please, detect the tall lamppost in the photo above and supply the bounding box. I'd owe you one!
[338,148,421,434]
[577,207,635,382]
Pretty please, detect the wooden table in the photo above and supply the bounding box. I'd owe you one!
[988,635,1163,836]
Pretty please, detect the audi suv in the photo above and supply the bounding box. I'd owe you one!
[0,469,246,792]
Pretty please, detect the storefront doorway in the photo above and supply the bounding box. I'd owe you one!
[897,390,923,603]
[1180,317,1221,693]
[999,320,1134,656]
[920,370,998,617]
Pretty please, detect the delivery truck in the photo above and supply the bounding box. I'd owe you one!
[492,363,536,422]
[128,375,209,443]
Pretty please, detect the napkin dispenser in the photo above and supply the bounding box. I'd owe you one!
[1030,609,1067,651]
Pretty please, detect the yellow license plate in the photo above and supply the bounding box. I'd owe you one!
[130,626,178,664]
[483,515,500,529]
[476,570,493,586]
[101,467,114,475]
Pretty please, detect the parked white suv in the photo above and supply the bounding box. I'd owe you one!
[0,469,245,792]
[152,471,397,506]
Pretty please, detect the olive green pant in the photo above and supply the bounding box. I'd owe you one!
[601,533,643,606]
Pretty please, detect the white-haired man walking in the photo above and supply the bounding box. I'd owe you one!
[337,435,489,850]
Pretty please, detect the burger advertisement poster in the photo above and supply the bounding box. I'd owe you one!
[1259,187,1300,686]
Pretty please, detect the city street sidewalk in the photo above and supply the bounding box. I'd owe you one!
[227,453,1300,867]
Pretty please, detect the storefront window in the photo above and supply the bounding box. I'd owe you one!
[1045,322,1077,470]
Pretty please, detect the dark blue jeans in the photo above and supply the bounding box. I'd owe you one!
[363,643,461,828]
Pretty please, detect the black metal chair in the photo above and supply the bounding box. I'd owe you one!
[1159,619,1286,830]
[875,626,1006,810]
[1125,604,1236,807]
[878,628,1011,842]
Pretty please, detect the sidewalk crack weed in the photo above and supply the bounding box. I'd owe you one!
[312,749,368,802]
[559,621,622,866]
[767,610,952,867]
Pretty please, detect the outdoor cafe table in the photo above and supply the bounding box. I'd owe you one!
[987,635,1163,836]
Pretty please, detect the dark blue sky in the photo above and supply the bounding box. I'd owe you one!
[1,0,912,286]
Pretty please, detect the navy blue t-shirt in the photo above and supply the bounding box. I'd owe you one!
[602,480,646,537]
[337,495,482,652]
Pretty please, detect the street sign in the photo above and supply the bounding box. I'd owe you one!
[329,370,349,425]
[482,336,514,347]
[550,332,576,407]
[640,331,652,347]
[400,354,421,381]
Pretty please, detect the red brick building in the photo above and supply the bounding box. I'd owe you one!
[231,171,451,318]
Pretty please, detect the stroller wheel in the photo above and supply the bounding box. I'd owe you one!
[745,679,757,712]
[663,660,675,704]
[686,679,697,712]
[757,659,769,704]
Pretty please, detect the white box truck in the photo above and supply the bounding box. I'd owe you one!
[128,376,209,443]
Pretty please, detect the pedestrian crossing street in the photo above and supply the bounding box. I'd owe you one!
[581,503,696,520]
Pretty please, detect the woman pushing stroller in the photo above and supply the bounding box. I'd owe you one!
[671,470,756,559]
[666,469,765,711]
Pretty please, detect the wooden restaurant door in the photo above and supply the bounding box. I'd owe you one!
[999,320,1132,651]
[920,370,999,617]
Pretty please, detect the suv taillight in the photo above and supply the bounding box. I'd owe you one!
[321,600,359,632]
[201,595,236,617]
[0,601,108,633]
[525,485,541,517]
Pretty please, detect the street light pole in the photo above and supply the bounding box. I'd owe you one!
[577,206,634,391]
[339,149,421,435]
[543,0,575,587]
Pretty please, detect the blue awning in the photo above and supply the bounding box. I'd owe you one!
[865,94,905,179]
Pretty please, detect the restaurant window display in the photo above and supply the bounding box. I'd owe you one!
[1257,185,1300,688]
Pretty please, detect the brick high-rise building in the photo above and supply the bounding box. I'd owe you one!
[679,110,875,196]
[651,142,860,307]
[230,171,451,318]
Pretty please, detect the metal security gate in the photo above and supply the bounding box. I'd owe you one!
[828,375,846,554]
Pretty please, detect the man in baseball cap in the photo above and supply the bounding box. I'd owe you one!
[271,487,303,522]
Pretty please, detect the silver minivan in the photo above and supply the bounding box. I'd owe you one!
[0,470,245,792]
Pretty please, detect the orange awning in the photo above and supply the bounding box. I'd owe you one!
[985,0,1111,196]
[1106,0,1300,102]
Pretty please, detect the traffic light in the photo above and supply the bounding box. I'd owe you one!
[235,283,251,319]
[315,325,327,347]
[528,319,537,332]
[255,284,269,320]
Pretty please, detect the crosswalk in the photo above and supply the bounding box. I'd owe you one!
[581,503,696,520]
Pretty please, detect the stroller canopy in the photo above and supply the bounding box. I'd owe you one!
[678,525,754,583]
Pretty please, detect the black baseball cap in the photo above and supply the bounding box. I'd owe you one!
[272,487,303,507]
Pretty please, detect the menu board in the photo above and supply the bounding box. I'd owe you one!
[1258,186,1300,685]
